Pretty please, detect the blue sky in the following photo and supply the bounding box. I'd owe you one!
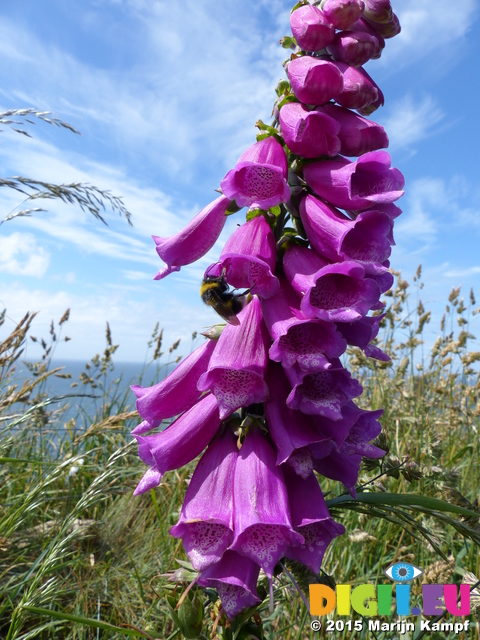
[0,0,479,363]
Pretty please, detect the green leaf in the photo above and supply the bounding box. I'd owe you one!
[22,606,153,638]
[326,492,479,518]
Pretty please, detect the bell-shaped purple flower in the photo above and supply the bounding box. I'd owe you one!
[152,195,229,281]
[303,150,405,211]
[290,5,335,52]
[314,407,384,493]
[316,103,388,157]
[313,401,364,447]
[197,551,261,620]
[265,364,334,468]
[350,202,402,220]
[197,297,270,419]
[322,0,365,30]
[336,313,389,361]
[350,18,385,59]
[279,102,341,158]
[356,87,385,116]
[283,467,345,573]
[284,448,315,479]
[230,426,304,578]
[287,56,344,106]
[365,12,401,38]
[362,0,393,24]
[213,215,279,298]
[261,275,347,371]
[285,359,363,420]
[133,394,221,495]
[220,137,290,210]
[334,63,383,112]
[170,429,237,571]
[299,195,393,275]
[327,30,382,67]
[283,244,381,322]
[131,339,216,435]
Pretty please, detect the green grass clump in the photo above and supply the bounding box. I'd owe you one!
[1,269,480,640]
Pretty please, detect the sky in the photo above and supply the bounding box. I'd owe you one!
[1,0,479,364]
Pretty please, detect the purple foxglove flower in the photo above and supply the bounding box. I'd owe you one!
[362,0,393,24]
[152,195,229,281]
[341,408,384,457]
[313,446,360,494]
[170,429,237,570]
[265,364,334,467]
[314,407,384,493]
[131,339,216,435]
[350,18,385,59]
[364,12,401,38]
[313,401,364,447]
[220,137,290,209]
[316,103,388,157]
[230,426,304,577]
[279,102,341,158]
[133,393,221,495]
[322,0,365,31]
[283,244,381,322]
[283,466,345,573]
[336,313,390,361]
[303,151,405,210]
[369,268,394,297]
[261,275,347,370]
[213,215,279,298]
[286,56,344,106]
[333,63,383,112]
[327,30,381,67]
[299,195,393,275]
[285,448,314,479]
[197,297,270,419]
[285,359,363,420]
[290,5,335,52]
[197,551,260,620]
[350,202,402,220]
[356,87,385,115]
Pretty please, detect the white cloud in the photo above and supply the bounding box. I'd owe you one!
[382,95,445,150]
[379,0,478,70]
[0,231,50,276]
[0,279,215,363]
[445,266,480,278]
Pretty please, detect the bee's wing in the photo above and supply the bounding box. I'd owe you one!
[214,300,240,325]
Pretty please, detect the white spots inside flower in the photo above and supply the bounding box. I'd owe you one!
[217,583,251,618]
[278,323,333,369]
[300,371,342,412]
[311,274,359,309]
[287,448,314,478]
[240,526,286,572]
[214,369,259,412]
[241,165,280,201]
[298,523,329,554]
[186,522,230,569]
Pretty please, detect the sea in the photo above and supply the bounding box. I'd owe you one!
[8,359,172,440]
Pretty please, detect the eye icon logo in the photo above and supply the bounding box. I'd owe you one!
[384,562,423,582]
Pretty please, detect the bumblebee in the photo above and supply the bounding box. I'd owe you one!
[200,268,248,326]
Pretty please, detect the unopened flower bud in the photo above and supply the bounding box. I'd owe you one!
[290,4,335,52]
[322,0,365,30]
[327,30,381,67]
[287,56,344,106]
[362,0,393,24]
